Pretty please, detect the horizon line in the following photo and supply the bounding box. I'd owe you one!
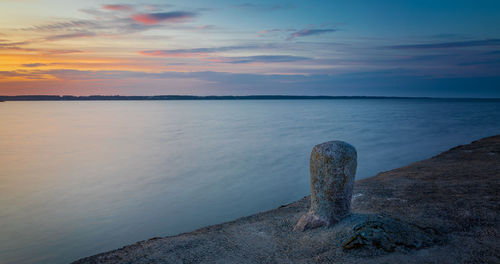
[1,95,500,101]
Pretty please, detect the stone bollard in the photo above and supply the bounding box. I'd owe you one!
[294,141,357,231]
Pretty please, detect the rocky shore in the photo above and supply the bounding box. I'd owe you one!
[74,135,500,264]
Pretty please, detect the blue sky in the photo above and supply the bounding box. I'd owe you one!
[0,0,499,97]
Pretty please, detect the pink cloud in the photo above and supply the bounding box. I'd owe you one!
[131,11,196,25]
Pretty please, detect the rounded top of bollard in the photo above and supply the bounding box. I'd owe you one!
[311,141,357,159]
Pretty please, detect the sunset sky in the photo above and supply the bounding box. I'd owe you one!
[1,0,499,97]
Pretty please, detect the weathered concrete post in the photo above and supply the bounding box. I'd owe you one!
[294,141,357,231]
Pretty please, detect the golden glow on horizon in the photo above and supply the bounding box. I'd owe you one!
[0,0,341,95]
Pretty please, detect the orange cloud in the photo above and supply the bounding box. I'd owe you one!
[138,50,208,58]
[102,4,133,12]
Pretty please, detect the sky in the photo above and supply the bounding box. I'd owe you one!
[0,0,499,97]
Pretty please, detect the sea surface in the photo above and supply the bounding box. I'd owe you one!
[1,99,500,263]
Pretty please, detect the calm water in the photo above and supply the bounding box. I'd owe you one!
[1,99,500,263]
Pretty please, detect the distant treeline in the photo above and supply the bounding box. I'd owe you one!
[0,95,498,101]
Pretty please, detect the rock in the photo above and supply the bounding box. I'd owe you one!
[294,141,357,231]
[339,214,441,253]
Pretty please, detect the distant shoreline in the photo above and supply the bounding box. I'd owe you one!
[1,95,499,101]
